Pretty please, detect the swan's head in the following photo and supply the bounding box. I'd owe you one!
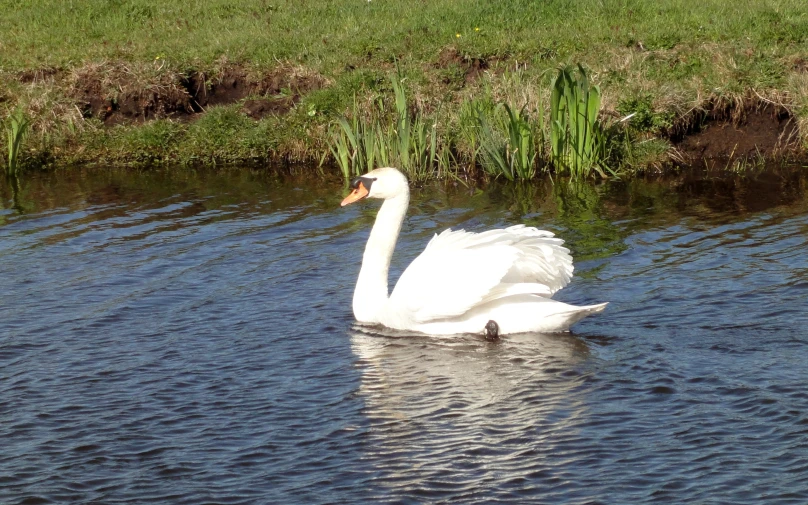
[340,167,409,206]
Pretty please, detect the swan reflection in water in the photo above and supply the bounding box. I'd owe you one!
[348,326,598,497]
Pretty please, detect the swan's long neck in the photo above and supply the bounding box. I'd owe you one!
[353,190,409,323]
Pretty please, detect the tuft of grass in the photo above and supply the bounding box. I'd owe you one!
[182,106,265,165]
[388,71,440,181]
[107,119,183,164]
[617,95,675,136]
[727,147,767,174]
[620,137,672,173]
[457,95,496,171]
[5,108,30,176]
[329,103,387,179]
[504,104,539,180]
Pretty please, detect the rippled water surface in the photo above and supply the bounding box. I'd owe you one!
[2,167,808,504]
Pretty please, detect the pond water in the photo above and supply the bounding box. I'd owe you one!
[2,166,808,504]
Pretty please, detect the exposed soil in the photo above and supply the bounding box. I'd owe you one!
[435,47,489,86]
[18,67,64,84]
[71,64,325,125]
[73,73,120,123]
[673,103,800,162]
[242,98,298,119]
[184,67,324,116]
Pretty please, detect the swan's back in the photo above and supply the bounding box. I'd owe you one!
[386,225,574,327]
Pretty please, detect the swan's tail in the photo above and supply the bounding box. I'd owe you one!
[558,302,608,330]
[581,302,609,313]
[485,297,608,334]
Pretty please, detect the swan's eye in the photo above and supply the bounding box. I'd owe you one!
[359,176,376,192]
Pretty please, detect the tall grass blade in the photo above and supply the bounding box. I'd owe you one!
[6,108,30,176]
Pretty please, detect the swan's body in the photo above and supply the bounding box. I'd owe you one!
[341,167,607,336]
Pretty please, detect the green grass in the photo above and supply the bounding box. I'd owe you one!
[1,0,806,174]
[101,109,299,167]
[2,0,806,73]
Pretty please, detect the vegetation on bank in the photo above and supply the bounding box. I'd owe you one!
[1,0,807,178]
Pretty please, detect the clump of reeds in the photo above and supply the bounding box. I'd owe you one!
[5,108,30,176]
[330,64,625,181]
[550,65,613,178]
[447,65,617,181]
[329,73,453,181]
[329,100,384,179]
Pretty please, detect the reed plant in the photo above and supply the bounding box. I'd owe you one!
[5,108,30,176]
[550,65,613,179]
[330,107,383,179]
[388,72,440,180]
[474,102,539,181]
[329,73,445,181]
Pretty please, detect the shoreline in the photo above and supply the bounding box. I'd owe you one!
[2,1,807,177]
[3,61,805,177]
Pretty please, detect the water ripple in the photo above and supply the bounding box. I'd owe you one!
[1,168,808,503]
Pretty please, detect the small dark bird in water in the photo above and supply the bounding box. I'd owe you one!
[485,320,500,341]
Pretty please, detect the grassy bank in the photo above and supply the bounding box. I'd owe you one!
[1,0,807,177]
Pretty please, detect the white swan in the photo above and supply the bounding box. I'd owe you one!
[341,167,607,336]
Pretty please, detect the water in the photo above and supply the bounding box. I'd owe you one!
[2,167,808,504]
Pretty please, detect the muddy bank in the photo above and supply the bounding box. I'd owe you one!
[434,47,492,87]
[673,101,801,164]
[71,64,326,125]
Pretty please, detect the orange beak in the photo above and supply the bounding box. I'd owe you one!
[340,181,369,206]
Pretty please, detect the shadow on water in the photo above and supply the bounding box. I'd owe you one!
[478,165,808,259]
[2,164,806,233]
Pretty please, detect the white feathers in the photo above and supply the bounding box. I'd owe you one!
[345,167,607,335]
[388,225,573,324]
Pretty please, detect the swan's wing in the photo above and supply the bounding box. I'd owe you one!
[389,225,574,323]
